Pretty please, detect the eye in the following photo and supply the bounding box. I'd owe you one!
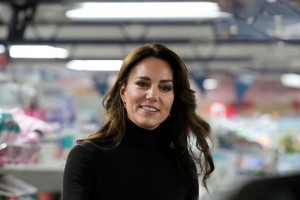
[136,81,148,87]
[161,85,172,92]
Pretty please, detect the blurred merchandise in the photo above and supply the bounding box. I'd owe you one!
[203,112,300,199]
[0,144,40,165]
[37,191,61,200]
[10,108,51,145]
[0,108,52,165]
[0,111,20,145]
[0,174,37,200]
[45,95,76,131]
[277,153,300,175]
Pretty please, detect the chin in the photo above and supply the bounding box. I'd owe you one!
[145,125,159,130]
[137,121,159,130]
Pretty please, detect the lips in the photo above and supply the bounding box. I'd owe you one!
[140,106,159,112]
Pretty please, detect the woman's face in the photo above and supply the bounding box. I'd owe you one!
[120,57,174,130]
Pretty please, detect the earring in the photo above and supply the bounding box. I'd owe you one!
[123,101,126,108]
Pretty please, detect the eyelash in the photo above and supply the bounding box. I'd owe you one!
[136,81,148,87]
[136,81,173,92]
[161,85,172,92]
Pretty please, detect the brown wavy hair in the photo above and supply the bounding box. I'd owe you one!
[78,43,214,189]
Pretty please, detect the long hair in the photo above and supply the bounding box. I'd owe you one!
[78,43,214,189]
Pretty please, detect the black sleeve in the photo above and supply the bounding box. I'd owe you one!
[62,144,95,200]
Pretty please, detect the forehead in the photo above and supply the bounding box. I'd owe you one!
[129,57,173,78]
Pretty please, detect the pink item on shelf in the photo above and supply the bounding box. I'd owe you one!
[10,108,52,144]
[0,108,52,165]
[24,108,46,121]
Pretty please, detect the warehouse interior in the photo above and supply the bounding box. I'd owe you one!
[0,0,300,199]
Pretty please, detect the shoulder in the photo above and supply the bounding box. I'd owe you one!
[67,142,103,160]
[77,141,102,152]
[67,141,120,166]
[65,142,104,172]
[70,141,105,155]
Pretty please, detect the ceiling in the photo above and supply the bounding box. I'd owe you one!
[1,0,300,75]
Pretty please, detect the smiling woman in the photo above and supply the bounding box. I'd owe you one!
[62,43,215,200]
[120,57,174,130]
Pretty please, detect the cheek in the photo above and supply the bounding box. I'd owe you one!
[164,97,174,111]
[125,89,142,104]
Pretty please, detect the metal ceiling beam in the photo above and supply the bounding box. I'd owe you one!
[8,1,36,40]
[216,38,300,45]
[1,38,211,45]
[10,56,252,63]
[29,21,214,26]
[9,59,300,74]
[2,38,300,45]
[87,0,203,1]
[0,0,63,3]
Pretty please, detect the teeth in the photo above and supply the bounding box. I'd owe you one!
[141,106,158,112]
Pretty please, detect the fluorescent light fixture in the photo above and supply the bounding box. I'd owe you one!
[66,60,123,71]
[203,79,218,90]
[9,45,69,59]
[0,44,5,53]
[280,73,300,88]
[66,2,231,21]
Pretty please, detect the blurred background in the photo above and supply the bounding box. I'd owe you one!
[0,0,300,199]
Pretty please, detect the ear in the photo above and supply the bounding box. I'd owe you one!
[120,84,126,102]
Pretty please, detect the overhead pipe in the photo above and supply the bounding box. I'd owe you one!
[2,38,300,45]
[8,2,37,40]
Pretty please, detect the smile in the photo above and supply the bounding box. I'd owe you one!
[140,106,158,112]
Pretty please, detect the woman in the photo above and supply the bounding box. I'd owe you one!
[62,43,214,200]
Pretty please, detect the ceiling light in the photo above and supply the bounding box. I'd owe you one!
[66,2,231,21]
[66,60,123,71]
[203,79,218,90]
[9,45,69,59]
[280,73,300,88]
[0,44,5,53]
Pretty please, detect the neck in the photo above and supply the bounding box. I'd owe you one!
[121,118,172,150]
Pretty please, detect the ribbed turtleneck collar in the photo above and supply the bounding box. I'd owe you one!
[121,119,172,151]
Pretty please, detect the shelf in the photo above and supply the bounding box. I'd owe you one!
[1,163,64,173]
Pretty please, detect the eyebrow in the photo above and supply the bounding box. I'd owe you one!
[136,76,173,83]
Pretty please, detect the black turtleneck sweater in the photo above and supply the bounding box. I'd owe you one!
[62,120,199,200]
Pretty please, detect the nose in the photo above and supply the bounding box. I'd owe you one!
[146,87,159,102]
